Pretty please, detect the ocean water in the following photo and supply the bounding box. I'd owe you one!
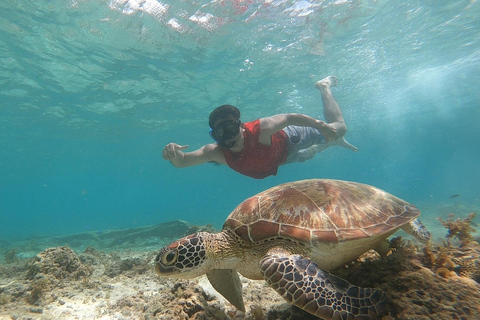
[0,0,479,242]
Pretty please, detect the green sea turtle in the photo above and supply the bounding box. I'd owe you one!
[155,179,430,319]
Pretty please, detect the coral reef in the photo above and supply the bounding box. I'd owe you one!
[335,238,480,320]
[423,242,480,284]
[0,218,479,319]
[424,212,480,283]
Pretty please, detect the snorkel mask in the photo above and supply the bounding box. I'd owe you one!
[209,120,241,149]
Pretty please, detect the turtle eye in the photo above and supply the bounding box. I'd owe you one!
[162,250,178,265]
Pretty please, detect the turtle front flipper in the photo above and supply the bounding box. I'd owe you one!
[402,218,431,243]
[206,269,245,312]
[260,253,386,320]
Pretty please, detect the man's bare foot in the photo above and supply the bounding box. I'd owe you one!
[315,75,337,92]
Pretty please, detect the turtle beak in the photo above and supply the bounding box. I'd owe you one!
[154,262,200,279]
[154,261,174,276]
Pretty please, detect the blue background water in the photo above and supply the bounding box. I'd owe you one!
[1,0,479,241]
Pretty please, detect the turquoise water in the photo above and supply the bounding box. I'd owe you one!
[1,0,479,241]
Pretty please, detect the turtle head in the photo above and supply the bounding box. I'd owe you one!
[155,232,210,279]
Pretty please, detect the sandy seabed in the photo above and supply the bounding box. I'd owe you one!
[1,218,479,320]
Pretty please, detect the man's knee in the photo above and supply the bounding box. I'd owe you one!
[333,121,347,138]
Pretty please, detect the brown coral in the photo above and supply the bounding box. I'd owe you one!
[438,212,477,247]
[26,245,92,280]
[435,267,451,278]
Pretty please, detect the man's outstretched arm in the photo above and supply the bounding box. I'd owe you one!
[162,143,225,167]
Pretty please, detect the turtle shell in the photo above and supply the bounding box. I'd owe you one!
[223,179,419,244]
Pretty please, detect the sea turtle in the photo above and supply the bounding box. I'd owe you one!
[155,179,430,319]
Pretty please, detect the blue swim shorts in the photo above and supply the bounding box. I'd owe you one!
[282,125,326,163]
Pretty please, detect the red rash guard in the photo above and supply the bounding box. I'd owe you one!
[220,119,288,179]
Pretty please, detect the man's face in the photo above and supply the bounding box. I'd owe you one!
[212,117,242,149]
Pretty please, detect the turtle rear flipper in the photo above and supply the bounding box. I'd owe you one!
[260,253,386,320]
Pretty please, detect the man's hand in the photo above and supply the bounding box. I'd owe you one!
[162,143,189,160]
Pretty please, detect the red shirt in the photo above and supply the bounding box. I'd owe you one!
[220,119,288,179]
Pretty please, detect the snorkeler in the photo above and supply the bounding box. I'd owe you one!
[162,76,358,179]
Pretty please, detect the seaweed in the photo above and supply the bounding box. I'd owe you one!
[4,249,18,264]
[28,277,50,304]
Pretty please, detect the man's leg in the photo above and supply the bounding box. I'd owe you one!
[315,76,358,152]
[283,76,357,165]
[315,76,347,137]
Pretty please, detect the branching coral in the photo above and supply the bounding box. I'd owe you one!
[438,212,476,247]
